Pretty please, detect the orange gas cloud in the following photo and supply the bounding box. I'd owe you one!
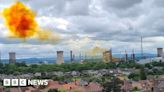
[2,1,38,39]
[36,29,61,42]
[86,46,107,56]
[2,1,60,42]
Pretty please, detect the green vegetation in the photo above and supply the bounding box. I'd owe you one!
[128,61,164,81]
[145,61,164,75]
[102,77,123,92]
[128,73,140,81]
[48,89,59,92]
[140,66,147,80]
[117,60,142,69]
[131,87,141,92]
[128,66,147,81]
[0,61,117,74]
[0,60,142,75]
[0,61,164,79]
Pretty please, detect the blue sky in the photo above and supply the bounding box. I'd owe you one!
[0,0,164,59]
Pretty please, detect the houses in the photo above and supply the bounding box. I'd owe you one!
[122,81,132,92]
[71,71,80,76]
[0,73,33,80]
[34,72,41,77]
[121,77,164,92]
[45,80,103,92]
[1,80,102,92]
[153,78,164,92]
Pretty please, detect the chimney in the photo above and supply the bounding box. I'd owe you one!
[125,50,128,62]
[70,50,73,62]
[157,48,163,57]
[132,50,135,61]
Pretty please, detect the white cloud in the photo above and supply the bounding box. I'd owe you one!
[0,0,164,58]
[67,37,91,51]
[36,16,70,31]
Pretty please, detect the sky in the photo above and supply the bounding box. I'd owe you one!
[0,0,164,59]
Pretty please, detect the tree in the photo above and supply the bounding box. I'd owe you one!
[128,73,140,81]
[103,77,123,92]
[48,89,59,92]
[140,67,147,80]
[145,63,152,69]
[131,87,140,91]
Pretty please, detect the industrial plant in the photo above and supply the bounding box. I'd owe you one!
[0,47,163,64]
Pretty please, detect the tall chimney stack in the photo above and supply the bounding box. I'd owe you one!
[125,50,128,62]
[9,52,16,64]
[70,50,73,62]
[132,50,135,61]
[157,48,163,57]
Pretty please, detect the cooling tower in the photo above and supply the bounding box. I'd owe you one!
[56,51,64,64]
[9,52,16,64]
[157,48,163,57]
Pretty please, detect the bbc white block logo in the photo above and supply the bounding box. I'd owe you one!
[3,79,48,87]
[3,79,11,86]
[3,79,27,87]
[20,79,27,86]
[11,79,19,86]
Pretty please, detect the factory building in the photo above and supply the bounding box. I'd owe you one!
[56,51,64,64]
[9,52,16,64]
[138,48,163,64]
[131,53,135,61]
[103,50,112,63]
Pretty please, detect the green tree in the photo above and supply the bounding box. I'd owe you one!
[145,63,152,69]
[131,87,140,91]
[128,73,140,81]
[102,77,123,92]
[48,89,59,92]
[140,67,147,80]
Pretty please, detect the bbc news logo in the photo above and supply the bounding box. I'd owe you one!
[3,79,49,87]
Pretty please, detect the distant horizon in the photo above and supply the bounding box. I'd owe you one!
[1,52,158,60]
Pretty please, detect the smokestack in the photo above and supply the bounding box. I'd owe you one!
[70,50,73,62]
[132,50,135,61]
[9,52,16,64]
[157,48,163,57]
[125,50,128,62]
[56,51,64,64]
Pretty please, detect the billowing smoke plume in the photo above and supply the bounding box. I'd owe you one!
[2,1,60,42]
